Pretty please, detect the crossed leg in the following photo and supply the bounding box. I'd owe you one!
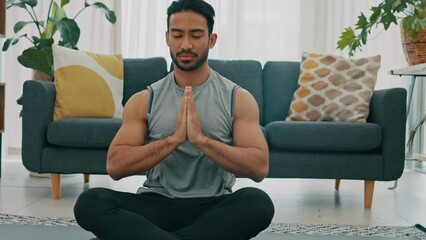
[74,187,274,240]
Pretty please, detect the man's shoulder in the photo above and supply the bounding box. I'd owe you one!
[149,72,173,91]
[210,69,238,90]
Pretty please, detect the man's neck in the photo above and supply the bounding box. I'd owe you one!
[173,64,211,88]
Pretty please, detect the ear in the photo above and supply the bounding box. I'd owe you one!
[209,33,217,49]
[166,31,170,47]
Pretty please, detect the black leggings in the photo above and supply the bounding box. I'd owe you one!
[74,187,274,240]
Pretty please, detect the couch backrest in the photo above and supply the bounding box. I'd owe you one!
[208,59,264,125]
[123,57,168,105]
[123,58,302,127]
[263,61,300,125]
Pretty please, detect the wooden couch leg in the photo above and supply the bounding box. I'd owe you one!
[84,174,90,183]
[364,180,375,209]
[51,173,61,200]
[335,179,341,190]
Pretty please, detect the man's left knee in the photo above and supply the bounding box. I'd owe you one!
[237,187,275,220]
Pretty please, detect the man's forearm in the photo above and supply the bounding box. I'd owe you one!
[107,136,181,180]
[195,136,268,182]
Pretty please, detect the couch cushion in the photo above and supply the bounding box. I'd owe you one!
[265,121,382,152]
[286,53,381,122]
[47,118,121,148]
[263,61,301,126]
[52,45,124,120]
[123,57,168,106]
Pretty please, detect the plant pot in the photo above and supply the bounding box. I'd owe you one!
[400,24,426,66]
[32,70,53,82]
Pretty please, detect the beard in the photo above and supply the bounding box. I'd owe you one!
[170,47,209,72]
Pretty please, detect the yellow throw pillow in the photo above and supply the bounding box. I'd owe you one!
[52,45,123,121]
[286,52,381,122]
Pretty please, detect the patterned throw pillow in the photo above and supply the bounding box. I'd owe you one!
[286,53,381,122]
[52,45,123,121]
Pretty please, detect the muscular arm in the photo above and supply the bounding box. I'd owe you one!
[187,88,269,182]
[106,90,187,180]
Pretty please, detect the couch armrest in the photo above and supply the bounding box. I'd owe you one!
[22,80,55,172]
[368,88,407,180]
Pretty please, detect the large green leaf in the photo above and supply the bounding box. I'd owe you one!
[13,21,39,33]
[2,34,27,51]
[36,38,54,50]
[2,38,15,51]
[91,2,117,23]
[337,27,356,49]
[369,7,382,25]
[22,0,37,7]
[11,37,20,45]
[380,12,397,30]
[61,0,70,8]
[6,0,26,8]
[382,0,395,12]
[31,35,40,45]
[393,0,408,12]
[55,18,80,48]
[40,46,53,69]
[360,28,368,44]
[337,27,360,57]
[355,13,368,30]
[17,48,53,76]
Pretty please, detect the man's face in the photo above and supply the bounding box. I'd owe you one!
[166,11,217,72]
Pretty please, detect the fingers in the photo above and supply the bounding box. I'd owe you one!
[186,86,194,112]
[186,86,198,121]
[177,88,187,125]
[185,86,204,143]
[173,86,189,144]
[181,87,189,115]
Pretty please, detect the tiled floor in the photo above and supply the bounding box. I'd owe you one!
[1,158,426,227]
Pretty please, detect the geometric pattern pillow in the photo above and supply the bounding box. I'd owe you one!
[52,45,123,121]
[286,52,381,122]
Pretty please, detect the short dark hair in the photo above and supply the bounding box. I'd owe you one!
[167,0,215,35]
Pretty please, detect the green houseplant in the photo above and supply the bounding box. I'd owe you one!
[2,0,116,78]
[337,0,426,57]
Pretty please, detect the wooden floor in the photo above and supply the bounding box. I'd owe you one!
[0,158,425,226]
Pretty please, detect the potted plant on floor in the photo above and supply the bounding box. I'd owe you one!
[2,0,116,79]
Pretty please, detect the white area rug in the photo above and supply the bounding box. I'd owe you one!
[267,223,426,239]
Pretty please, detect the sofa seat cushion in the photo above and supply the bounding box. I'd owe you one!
[265,121,381,152]
[47,118,122,148]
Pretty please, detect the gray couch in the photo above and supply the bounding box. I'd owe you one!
[22,57,407,208]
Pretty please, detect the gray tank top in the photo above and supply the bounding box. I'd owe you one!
[137,69,239,198]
